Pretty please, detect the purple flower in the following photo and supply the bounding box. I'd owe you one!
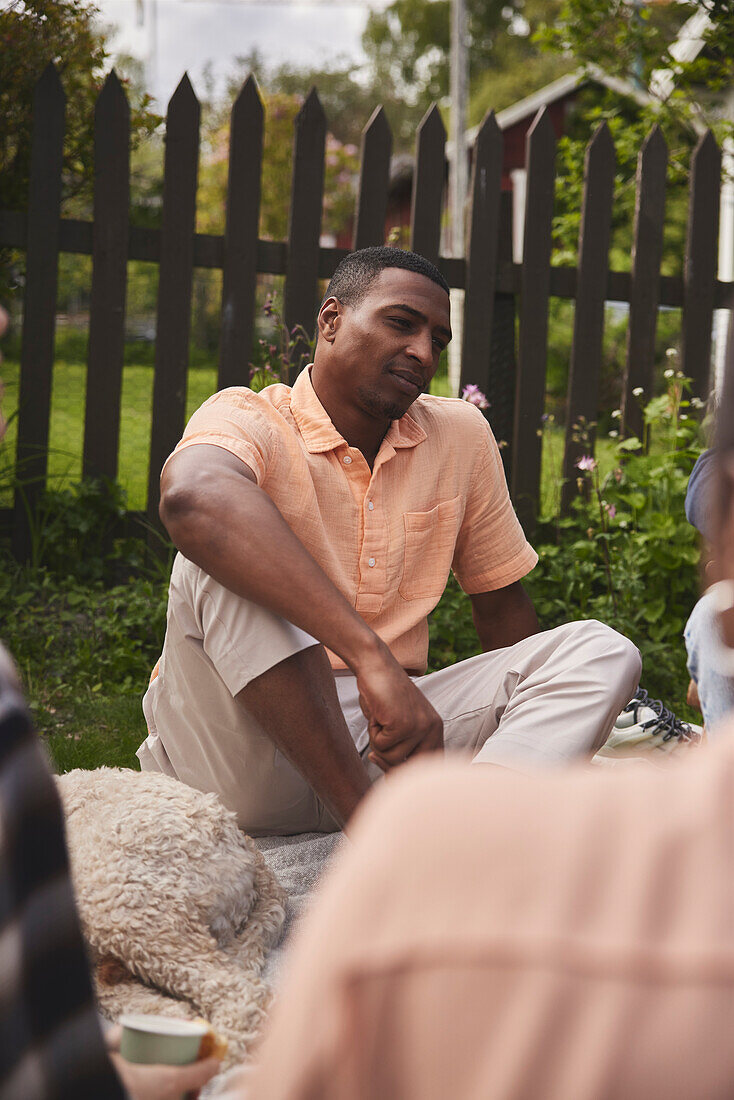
[461,384,489,409]
[263,295,274,317]
[575,455,597,472]
[604,503,616,519]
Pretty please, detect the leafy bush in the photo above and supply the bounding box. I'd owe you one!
[430,366,706,715]
[0,565,168,710]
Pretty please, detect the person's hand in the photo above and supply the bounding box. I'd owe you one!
[109,1051,221,1100]
[354,642,443,771]
[105,1027,221,1100]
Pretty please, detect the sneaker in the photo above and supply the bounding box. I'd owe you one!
[599,686,703,757]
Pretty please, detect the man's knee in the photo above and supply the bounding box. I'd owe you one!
[565,618,642,692]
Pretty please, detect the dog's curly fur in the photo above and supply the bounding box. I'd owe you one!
[57,767,286,1067]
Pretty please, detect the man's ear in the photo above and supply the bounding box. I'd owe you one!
[317,296,341,344]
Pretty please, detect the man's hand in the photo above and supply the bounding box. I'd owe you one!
[354,642,443,771]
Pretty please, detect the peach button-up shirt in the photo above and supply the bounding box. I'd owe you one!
[165,367,537,673]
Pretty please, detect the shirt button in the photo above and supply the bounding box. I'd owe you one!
[367,501,374,510]
[343,455,352,465]
[368,558,376,567]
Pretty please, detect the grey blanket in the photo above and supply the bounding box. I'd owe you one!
[255,830,345,985]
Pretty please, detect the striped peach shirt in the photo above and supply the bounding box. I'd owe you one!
[165,367,537,673]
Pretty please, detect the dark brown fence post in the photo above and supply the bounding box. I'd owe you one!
[620,125,667,441]
[353,106,392,250]
[511,107,556,532]
[682,129,721,399]
[146,74,200,527]
[487,192,516,479]
[561,121,616,512]
[218,75,263,391]
[410,104,446,266]
[12,63,65,560]
[82,71,130,484]
[460,110,502,401]
[284,87,326,384]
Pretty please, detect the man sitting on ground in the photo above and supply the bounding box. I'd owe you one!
[137,247,640,834]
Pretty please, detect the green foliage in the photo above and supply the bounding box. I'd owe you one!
[0,0,160,215]
[430,372,706,716]
[0,0,161,301]
[551,93,692,270]
[1,565,167,701]
[0,477,170,771]
[1,566,166,772]
[537,2,734,267]
[16,477,168,584]
[359,0,568,146]
[538,0,734,109]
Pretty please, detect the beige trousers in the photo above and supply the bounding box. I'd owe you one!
[138,555,641,835]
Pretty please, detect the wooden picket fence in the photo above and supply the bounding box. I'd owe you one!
[1,62,731,558]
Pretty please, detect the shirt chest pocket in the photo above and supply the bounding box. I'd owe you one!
[399,496,462,601]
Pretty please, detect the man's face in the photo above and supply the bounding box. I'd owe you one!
[319,267,452,422]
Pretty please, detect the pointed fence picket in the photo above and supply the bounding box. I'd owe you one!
[353,107,392,251]
[560,121,616,512]
[512,107,556,531]
[410,105,446,266]
[460,111,503,402]
[219,75,263,392]
[284,87,326,384]
[621,125,668,442]
[2,63,734,557]
[11,64,65,560]
[682,130,721,399]
[82,72,130,486]
[146,75,201,526]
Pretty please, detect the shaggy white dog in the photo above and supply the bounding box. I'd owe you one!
[57,767,286,1067]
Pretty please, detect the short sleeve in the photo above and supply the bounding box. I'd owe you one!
[451,416,538,593]
[161,388,278,485]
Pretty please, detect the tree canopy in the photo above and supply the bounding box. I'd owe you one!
[0,0,160,215]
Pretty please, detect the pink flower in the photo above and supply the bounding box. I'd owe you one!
[575,455,597,472]
[604,503,616,519]
[461,384,489,409]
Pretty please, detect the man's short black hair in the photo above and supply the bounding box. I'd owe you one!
[322,246,449,309]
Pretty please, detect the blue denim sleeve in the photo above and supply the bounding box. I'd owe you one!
[685,448,716,538]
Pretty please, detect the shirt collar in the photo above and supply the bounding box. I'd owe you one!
[290,367,427,455]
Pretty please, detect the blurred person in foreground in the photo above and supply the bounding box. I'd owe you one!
[0,304,220,1099]
[221,345,734,1098]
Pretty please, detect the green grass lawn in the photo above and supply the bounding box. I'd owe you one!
[42,693,147,773]
[1,349,219,510]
